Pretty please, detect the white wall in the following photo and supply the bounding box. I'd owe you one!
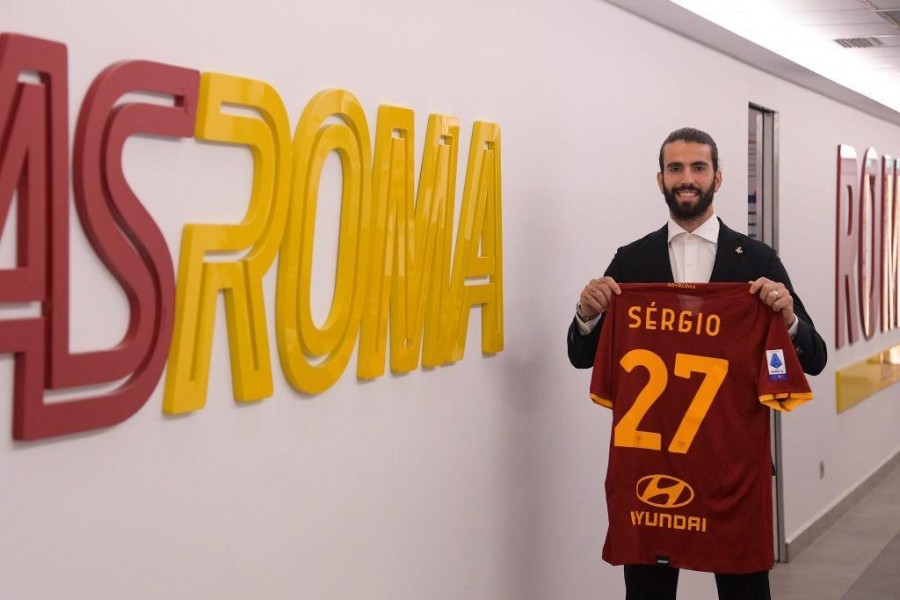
[1,1,899,599]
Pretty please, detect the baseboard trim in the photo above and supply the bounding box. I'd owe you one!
[784,450,900,563]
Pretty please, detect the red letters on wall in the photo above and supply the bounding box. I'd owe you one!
[835,144,900,349]
[0,33,196,439]
[0,32,505,441]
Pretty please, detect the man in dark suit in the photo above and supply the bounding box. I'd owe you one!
[567,127,826,600]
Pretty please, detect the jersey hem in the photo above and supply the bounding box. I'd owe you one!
[759,391,814,412]
[602,556,775,574]
[590,393,613,409]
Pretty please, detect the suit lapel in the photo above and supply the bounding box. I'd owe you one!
[645,224,675,283]
[710,219,744,282]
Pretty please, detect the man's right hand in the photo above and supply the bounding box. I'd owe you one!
[578,276,621,320]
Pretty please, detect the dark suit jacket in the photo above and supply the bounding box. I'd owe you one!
[567,219,827,376]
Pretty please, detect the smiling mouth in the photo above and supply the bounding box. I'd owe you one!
[675,188,700,199]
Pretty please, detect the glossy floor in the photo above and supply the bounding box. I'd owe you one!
[769,461,900,600]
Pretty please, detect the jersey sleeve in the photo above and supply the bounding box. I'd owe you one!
[589,298,616,409]
[757,315,814,412]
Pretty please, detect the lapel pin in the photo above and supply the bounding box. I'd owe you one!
[735,246,743,254]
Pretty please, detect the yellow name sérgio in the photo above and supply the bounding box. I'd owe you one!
[627,303,721,337]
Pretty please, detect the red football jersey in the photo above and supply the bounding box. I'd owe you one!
[590,283,813,573]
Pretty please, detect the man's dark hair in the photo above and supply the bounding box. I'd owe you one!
[658,127,719,172]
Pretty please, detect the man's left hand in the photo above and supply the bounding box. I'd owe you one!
[749,277,796,328]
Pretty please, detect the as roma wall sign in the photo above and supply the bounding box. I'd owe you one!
[834,143,900,411]
[835,144,899,348]
[0,33,504,441]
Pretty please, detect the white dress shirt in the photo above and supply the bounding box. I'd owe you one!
[667,214,719,284]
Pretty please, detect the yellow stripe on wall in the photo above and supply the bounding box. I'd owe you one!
[836,345,900,412]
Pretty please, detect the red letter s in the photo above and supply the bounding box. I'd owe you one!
[0,33,199,440]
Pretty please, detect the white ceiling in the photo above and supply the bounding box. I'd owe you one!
[605,0,900,125]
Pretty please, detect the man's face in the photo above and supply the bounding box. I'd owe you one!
[657,141,722,221]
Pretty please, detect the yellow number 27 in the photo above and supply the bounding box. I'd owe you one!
[613,349,728,454]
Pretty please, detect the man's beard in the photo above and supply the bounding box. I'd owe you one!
[663,182,715,221]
